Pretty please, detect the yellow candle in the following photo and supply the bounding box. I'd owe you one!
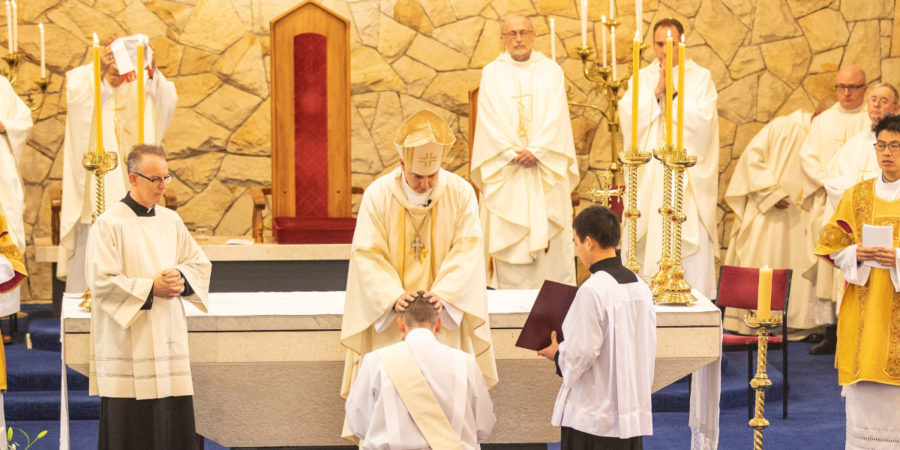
[631,34,639,149]
[665,30,673,148]
[92,33,103,155]
[677,36,685,151]
[137,38,145,144]
[757,266,773,321]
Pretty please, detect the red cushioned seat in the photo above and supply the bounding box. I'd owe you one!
[273,217,356,244]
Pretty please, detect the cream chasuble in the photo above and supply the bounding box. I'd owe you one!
[798,103,868,314]
[59,63,177,288]
[0,76,33,317]
[618,59,719,299]
[723,110,818,334]
[471,51,578,289]
[86,201,210,399]
[340,168,498,399]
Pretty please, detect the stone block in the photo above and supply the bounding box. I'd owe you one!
[392,55,437,97]
[181,0,244,53]
[393,0,434,34]
[149,37,184,74]
[761,37,810,87]
[433,17,485,56]
[471,20,503,68]
[798,9,848,53]
[809,48,843,74]
[882,58,900,93]
[20,145,51,184]
[668,0,703,17]
[351,46,405,94]
[718,116,737,149]
[840,0,893,21]
[351,106,383,174]
[46,1,127,46]
[195,84,263,130]
[491,0,537,17]
[447,0,492,19]
[29,116,65,158]
[144,0,193,32]
[785,0,830,18]
[229,99,271,156]
[218,154,271,186]
[774,85,815,118]
[695,0,748,63]
[721,0,756,17]
[371,92,403,168]
[717,74,758,123]
[690,45,733,90]
[407,35,470,71]
[173,73,222,107]
[350,1,380,48]
[420,0,457,27]
[377,14,417,60]
[845,20,881,81]
[733,122,766,156]
[180,47,217,75]
[179,180,234,230]
[163,108,230,158]
[801,72,837,104]
[117,0,168,38]
[168,152,225,192]
[751,0,802,44]
[729,46,764,79]
[757,71,794,122]
[167,177,195,206]
[215,189,253,236]
[213,34,268,98]
[422,69,483,114]
[535,0,577,17]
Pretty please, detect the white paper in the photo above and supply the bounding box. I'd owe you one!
[862,224,894,269]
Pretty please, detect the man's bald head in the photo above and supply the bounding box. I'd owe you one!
[835,64,867,110]
[501,14,535,62]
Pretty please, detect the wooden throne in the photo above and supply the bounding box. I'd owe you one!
[254,0,356,244]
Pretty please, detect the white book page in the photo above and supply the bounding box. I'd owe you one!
[862,224,894,269]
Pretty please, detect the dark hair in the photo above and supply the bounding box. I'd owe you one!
[874,114,900,138]
[653,18,684,37]
[573,205,620,249]
[401,291,438,327]
[126,144,167,174]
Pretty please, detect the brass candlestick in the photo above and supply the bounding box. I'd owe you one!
[79,150,119,312]
[657,148,697,304]
[649,145,674,297]
[744,311,783,450]
[2,52,50,113]
[619,146,651,274]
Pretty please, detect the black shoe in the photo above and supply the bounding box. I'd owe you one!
[809,325,837,354]
[803,333,824,344]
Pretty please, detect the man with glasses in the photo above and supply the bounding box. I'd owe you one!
[60,34,178,295]
[815,113,900,447]
[798,65,871,354]
[86,144,210,449]
[472,13,579,289]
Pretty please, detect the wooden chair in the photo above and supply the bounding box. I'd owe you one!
[252,0,357,244]
[715,265,792,419]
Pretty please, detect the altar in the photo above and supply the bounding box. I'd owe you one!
[61,290,721,447]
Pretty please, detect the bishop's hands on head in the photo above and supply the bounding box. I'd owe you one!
[394,290,442,314]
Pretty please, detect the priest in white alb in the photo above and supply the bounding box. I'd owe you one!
[618,18,719,299]
[0,75,33,341]
[723,108,820,336]
[340,110,498,413]
[471,13,579,289]
[86,145,210,449]
[797,65,870,354]
[60,34,177,293]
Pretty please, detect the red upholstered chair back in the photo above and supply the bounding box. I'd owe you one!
[293,33,329,219]
[716,265,791,311]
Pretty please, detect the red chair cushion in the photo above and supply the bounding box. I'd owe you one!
[717,266,790,310]
[273,217,356,244]
[722,333,758,346]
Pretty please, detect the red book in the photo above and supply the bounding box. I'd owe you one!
[515,280,579,351]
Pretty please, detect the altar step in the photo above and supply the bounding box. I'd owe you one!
[26,317,60,352]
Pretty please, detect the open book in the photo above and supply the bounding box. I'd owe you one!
[515,280,578,351]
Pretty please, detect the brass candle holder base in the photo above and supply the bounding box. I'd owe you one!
[2,52,50,112]
[744,311,783,450]
[650,145,674,298]
[656,148,697,305]
[80,151,119,313]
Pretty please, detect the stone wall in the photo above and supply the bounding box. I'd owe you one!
[8,0,900,301]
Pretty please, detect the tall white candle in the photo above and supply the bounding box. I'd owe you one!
[601,16,607,67]
[4,2,10,54]
[609,0,615,20]
[549,17,556,61]
[580,0,588,48]
[10,0,15,52]
[611,27,617,79]
[39,23,45,78]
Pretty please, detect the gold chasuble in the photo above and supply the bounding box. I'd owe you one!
[816,179,900,386]
[0,213,27,392]
[340,167,498,398]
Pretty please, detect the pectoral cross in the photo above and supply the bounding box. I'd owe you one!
[411,236,428,263]
[589,169,623,207]
[512,82,532,140]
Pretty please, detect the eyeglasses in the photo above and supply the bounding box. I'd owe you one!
[502,30,534,38]
[874,141,900,154]
[134,172,173,184]
[835,84,866,92]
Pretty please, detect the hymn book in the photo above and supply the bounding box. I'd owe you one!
[515,280,579,351]
[862,224,894,269]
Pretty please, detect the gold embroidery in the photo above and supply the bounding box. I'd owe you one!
[888,290,900,378]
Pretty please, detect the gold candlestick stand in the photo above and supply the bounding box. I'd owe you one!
[656,147,697,304]
[620,146,651,273]
[78,150,119,312]
[1,52,50,112]
[649,145,674,297]
[743,311,782,450]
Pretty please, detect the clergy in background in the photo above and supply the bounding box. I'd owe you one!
[798,65,870,355]
[346,292,495,449]
[340,110,498,406]
[815,114,900,448]
[0,212,26,436]
[538,206,655,449]
[86,145,210,449]
[0,75,33,344]
[722,106,828,337]
[471,13,579,290]
[60,35,177,294]
[619,18,720,299]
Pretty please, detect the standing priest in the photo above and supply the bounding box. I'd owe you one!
[815,114,900,447]
[619,18,719,299]
[61,34,177,294]
[341,110,498,406]
[471,13,579,289]
[86,145,210,449]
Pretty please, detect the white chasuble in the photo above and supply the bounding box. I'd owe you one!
[59,64,177,288]
[86,202,210,399]
[618,59,719,299]
[723,110,818,333]
[472,51,578,289]
[340,168,498,399]
[0,75,33,317]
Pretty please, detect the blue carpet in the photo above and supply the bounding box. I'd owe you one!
[26,317,60,352]
[5,420,228,449]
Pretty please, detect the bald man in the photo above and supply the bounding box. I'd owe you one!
[798,65,870,354]
[472,14,579,289]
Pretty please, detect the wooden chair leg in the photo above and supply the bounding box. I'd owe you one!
[747,348,754,420]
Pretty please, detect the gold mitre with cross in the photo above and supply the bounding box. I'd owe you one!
[394,109,455,175]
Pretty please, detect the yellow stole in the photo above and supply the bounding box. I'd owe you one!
[818,179,900,386]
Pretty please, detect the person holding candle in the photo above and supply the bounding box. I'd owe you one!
[815,113,900,448]
[59,34,177,295]
[471,13,579,290]
[618,18,720,299]
[0,74,33,345]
